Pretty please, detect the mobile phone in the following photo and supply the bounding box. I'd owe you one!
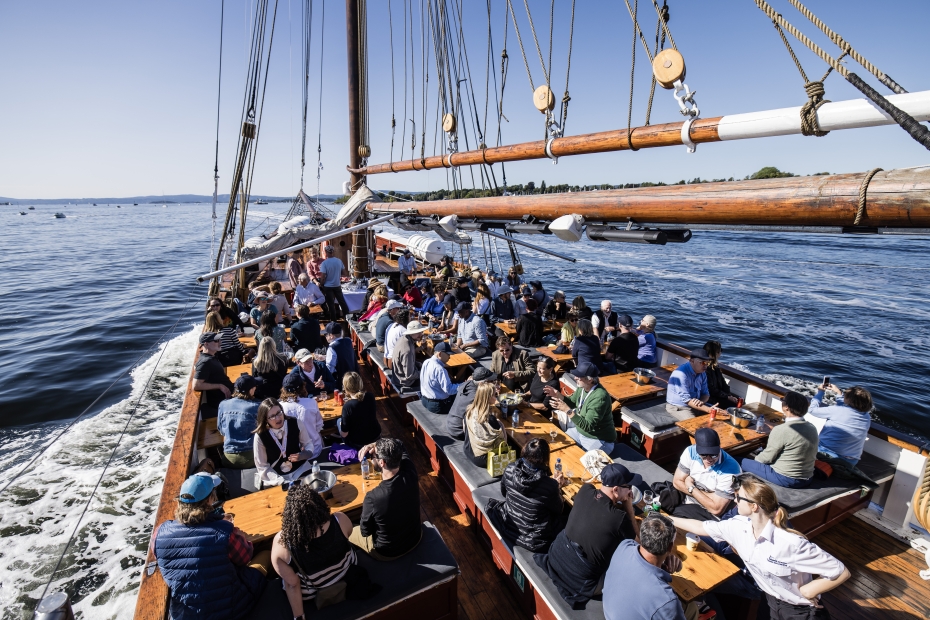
[822,376,830,388]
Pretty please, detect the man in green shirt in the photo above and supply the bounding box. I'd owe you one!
[741,390,818,488]
[545,362,617,454]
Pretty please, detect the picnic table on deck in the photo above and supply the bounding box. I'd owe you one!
[420,332,476,368]
[223,462,382,543]
[598,364,676,404]
[495,319,562,338]
[674,402,783,456]
[499,405,575,452]
[225,363,253,383]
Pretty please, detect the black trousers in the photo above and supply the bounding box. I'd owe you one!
[322,285,351,320]
[767,594,831,620]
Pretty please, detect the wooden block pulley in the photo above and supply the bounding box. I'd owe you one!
[442,113,457,133]
[533,85,555,113]
[358,144,371,158]
[652,48,686,90]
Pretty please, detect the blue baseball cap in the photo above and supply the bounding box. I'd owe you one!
[179,472,223,504]
[434,341,453,354]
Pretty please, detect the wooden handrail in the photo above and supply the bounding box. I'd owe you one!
[133,366,202,620]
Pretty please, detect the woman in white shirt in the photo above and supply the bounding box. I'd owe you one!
[671,474,850,619]
[252,398,322,487]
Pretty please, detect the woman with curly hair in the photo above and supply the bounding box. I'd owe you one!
[271,484,358,613]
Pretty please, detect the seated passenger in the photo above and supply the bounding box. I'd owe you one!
[491,336,534,392]
[636,314,658,368]
[490,286,516,326]
[740,391,818,488]
[290,348,336,398]
[437,295,459,336]
[255,309,287,354]
[514,287,532,316]
[528,357,561,415]
[293,272,325,308]
[217,374,264,468]
[602,514,684,620]
[487,438,566,553]
[324,322,358,384]
[605,314,639,373]
[452,276,473,304]
[206,310,250,367]
[272,481,374,613]
[559,310,577,347]
[473,282,492,321]
[571,319,606,374]
[530,281,550,316]
[253,398,318,486]
[505,266,524,289]
[374,300,404,351]
[515,298,544,347]
[289,303,322,353]
[351,438,423,560]
[193,332,233,419]
[152,472,266,620]
[446,366,498,439]
[671,428,741,520]
[383,309,408,368]
[338,371,382,450]
[808,383,873,466]
[402,282,423,308]
[455,301,490,359]
[464,382,508,467]
[417,289,446,317]
[359,285,388,322]
[666,348,712,419]
[420,342,460,415]
[703,340,740,408]
[279,372,325,445]
[249,292,274,329]
[592,299,618,343]
[268,281,292,323]
[535,463,642,609]
[392,320,426,391]
[546,362,617,454]
[251,337,288,400]
[544,290,568,320]
[207,296,246,330]
[571,296,592,321]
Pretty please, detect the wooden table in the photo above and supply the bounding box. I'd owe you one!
[239,326,293,349]
[198,417,224,449]
[674,407,784,455]
[499,406,575,452]
[316,397,344,423]
[421,333,476,368]
[547,445,599,505]
[598,364,676,404]
[535,346,574,370]
[495,320,562,337]
[223,462,382,543]
[226,363,253,383]
[657,519,741,602]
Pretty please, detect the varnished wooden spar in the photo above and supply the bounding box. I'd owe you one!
[349,90,930,176]
[367,167,930,228]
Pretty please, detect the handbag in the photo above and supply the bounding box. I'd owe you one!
[486,442,516,477]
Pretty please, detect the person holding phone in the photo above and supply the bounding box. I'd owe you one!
[807,382,873,467]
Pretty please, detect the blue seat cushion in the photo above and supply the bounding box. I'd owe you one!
[620,397,681,432]
[442,441,500,491]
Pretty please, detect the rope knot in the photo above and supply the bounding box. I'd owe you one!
[804,80,825,100]
[800,80,830,137]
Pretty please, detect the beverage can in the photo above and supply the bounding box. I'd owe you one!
[708,407,717,424]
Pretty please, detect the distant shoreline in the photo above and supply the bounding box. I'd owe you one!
[0,194,343,205]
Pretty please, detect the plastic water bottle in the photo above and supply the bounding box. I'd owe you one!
[512,410,520,429]
[555,458,562,474]
[312,461,320,475]
[361,458,370,480]
[755,415,766,433]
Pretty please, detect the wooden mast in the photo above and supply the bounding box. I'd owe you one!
[367,168,930,228]
[345,0,371,278]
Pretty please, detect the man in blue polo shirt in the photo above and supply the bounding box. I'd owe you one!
[665,348,712,419]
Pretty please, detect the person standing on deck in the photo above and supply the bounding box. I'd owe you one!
[324,322,357,384]
[193,332,233,419]
[319,245,351,320]
[666,348,712,419]
[285,251,304,289]
[306,245,325,285]
[151,472,267,620]
[420,342,460,415]
[671,474,850,620]
[545,362,617,454]
[742,391,819,488]
[397,248,417,288]
[807,384,873,467]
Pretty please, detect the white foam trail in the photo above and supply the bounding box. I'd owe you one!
[0,325,199,620]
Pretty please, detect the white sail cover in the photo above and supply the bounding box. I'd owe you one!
[240,186,380,259]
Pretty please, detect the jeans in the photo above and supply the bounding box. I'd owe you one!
[422,395,455,415]
[322,285,351,320]
[740,458,812,489]
[766,593,831,619]
[566,426,614,455]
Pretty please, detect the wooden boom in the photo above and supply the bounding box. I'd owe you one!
[349,90,930,176]
[367,167,930,228]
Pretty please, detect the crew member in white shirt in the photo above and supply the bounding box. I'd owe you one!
[397,248,417,287]
[671,474,849,619]
[293,273,325,307]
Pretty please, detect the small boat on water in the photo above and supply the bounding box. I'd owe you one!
[53,212,66,218]
[28,206,35,210]
[19,211,26,215]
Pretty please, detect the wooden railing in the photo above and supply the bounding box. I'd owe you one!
[132,365,202,620]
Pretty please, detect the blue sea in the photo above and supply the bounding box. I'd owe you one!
[1,201,929,618]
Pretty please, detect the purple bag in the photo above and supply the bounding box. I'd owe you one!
[327,443,360,465]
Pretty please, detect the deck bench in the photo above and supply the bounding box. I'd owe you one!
[441,441,499,522]
[347,319,376,351]
[245,521,459,620]
[513,546,606,620]
[617,397,691,464]
[366,349,394,396]
[406,401,456,473]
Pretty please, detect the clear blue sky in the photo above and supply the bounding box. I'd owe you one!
[2,0,928,199]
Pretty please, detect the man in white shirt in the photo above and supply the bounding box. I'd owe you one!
[384,310,408,368]
[397,248,417,287]
[293,273,325,307]
[671,428,742,521]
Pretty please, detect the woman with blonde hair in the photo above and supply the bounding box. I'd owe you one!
[359,285,389,322]
[670,474,850,619]
[464,382,507,466]
[251,337,288,399]
[338,371,381,449]
[473,282,492,325]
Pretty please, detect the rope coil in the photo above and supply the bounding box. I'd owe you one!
[854,168,883,226]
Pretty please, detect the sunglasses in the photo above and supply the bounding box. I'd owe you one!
[209,303,221,307]
[568,317,577,322]
[734,494,754,505]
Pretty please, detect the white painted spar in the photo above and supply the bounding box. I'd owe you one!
[717,90,930,140]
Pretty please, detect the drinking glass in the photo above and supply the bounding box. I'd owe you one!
[565,468,575,482]
[318,391,328,404]
[549,429,559,444]
[642,490,655,507]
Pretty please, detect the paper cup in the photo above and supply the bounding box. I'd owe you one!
[685,532,699,551]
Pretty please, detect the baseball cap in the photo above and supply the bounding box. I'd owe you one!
[570,361,600,379]
[455,301,473,314]
[385,299,404,311]
[199,332,222,345]
[434,341,453,354]
[618,314,634,328]
[472,367,498,383]
[405,320,428,335]
[324,322,343,336]
[694,428,721,455]
[689,348,711,361]
[234,374,263,394]
[282,372,305,392]
[457,276,470,284]
[294,348,314,363]
[600,463,643,488]
[403,248,411,254]
[179,472,223,504]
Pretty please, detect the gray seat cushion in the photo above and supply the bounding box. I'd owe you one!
[610,444,674,487]
[407,401,457,449]
[472,484,512,556]
[368,348,389,373]
[514,546,605,620]
[244,521,458,619]
[773,452,897,515]
[620,397,681,432]
[443,441,500,490]
[348,320,376,348]
[217,467,259,498]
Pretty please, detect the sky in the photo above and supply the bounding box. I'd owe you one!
[1,0,928,200]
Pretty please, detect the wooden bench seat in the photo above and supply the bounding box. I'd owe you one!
[406,401,456,474]
[244,521,459,620]
[440,440,500,523]
[513,546,606,620]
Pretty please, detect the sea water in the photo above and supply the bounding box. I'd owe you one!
[1,202,929,618]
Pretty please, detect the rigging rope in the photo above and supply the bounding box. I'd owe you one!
[506,0,535,93]
[557,0,576,135]
[389,0,396,165]
[211,0,225,272]
[644,1,668,126]
[855,167,883,226]
[315,0,326,201]
[357,0,371,162]
[299,0,313,189]
[625,0,640,151]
